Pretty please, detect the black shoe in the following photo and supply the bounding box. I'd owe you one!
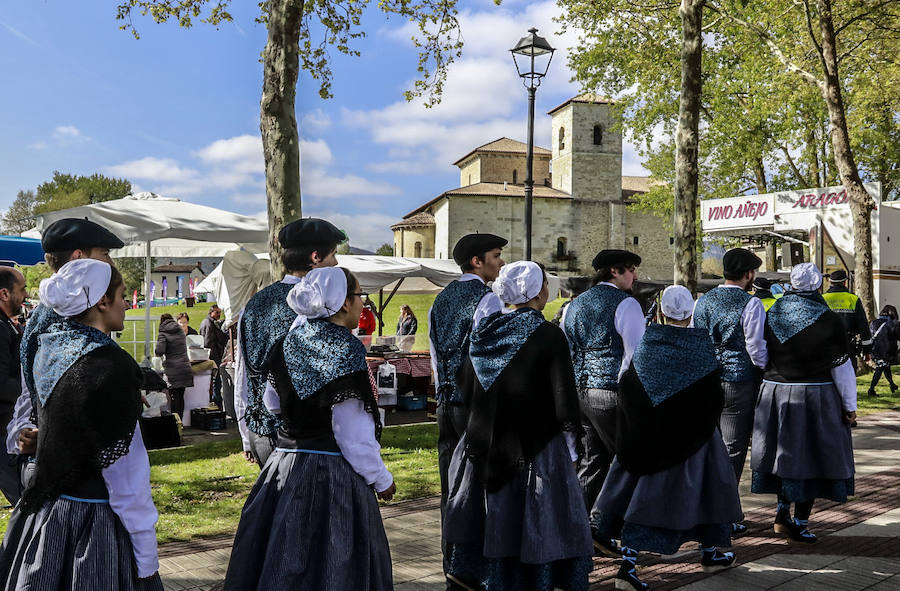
[868,388,879,397]
[593,534,621,558]
[615,562,649,590]
[773,507,792,534]
[731,522,747,537]
[785,522,818,545]
[700,548,736,573]
[891,384,898,394]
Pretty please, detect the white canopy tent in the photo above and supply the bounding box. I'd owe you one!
[31,192,269,359]
[194,252,561,334]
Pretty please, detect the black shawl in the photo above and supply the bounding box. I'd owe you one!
[764,305,850,382]
[616,368,722,475]
[458,321,581,492]
[22,346,143,513]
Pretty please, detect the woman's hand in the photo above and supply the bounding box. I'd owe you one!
[377,481,396,501]
[243,450,257,464]
[843,410,857,425]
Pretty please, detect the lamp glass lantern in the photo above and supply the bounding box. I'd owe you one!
[510,27,555,89]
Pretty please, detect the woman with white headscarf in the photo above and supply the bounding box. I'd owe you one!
[443,261,592,591]
[0,259,162,590]
[591,286,742,590]
[752,263,856,545]
[224,266,395,591]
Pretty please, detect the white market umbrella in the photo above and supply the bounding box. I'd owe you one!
[32,192,269,359]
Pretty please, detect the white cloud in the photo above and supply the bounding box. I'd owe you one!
[344,1,582,173]
[105,157,199,183]
[301,109,333,133]
[300,139,333,166]
[305,210,398,250]
[302,169,400,200]
[53,126,83,140]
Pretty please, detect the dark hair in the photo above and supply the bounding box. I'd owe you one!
[880,305,898,320]
[72,267,124,322]
[400,304,417,321]
[343,268,358,300]
[593,264,628,285]
[0,268,21,293]
[282,242,339,273]
[459,254,485,273]
[44,247,107,272]
[177,312,189,321]
[723,268,753,281]
[159,313,174,328]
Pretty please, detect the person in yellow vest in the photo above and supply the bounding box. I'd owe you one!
[823,269,872,371]
[753,277,777,312]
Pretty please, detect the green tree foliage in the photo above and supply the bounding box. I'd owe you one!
[2,190,37,235]
[116,257,157,294]
[19,264,52,296]
[375,243,394,256]
[336,242,351,255]
[34,172,132,214]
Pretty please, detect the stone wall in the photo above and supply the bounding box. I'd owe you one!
[446,196,576,268]
[393,226,436,258]
[624,210,674,281]
[551,101,622,203]
[458,153,551,187]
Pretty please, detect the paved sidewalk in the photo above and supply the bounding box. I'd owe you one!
[158,410,900,590]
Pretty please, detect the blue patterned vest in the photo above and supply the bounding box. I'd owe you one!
[430,279,492,404]
[240,281,297,435]
[563,284,630,390]
[21,304,62,412]
[693,286,756,382]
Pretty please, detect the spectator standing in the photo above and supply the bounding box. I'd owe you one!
[200,305,228,406]
[868,305,900,397]
[156,313,194,418]
[358,298,377,336]
[177,312,198,336]
[0,268,26,504]
[396,305,418,335]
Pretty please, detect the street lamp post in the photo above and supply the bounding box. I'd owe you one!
[511,28,555,261]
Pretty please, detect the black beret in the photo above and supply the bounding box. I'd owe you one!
[828,269,847,282]
[452,233,507,266]
[722,248,762,275]
[753,276,772,290]
[41,218,124,252]
[591,249,641,271]
[278,218,346,249]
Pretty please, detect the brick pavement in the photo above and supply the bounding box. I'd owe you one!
[158,410,900,590]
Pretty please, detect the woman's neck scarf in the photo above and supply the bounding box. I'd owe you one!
[34,319,116,406]
[469,308,545,392]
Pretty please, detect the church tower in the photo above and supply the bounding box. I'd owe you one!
[548,95,626,267]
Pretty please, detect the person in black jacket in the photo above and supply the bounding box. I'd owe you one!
[0,268,26,504]
[868,305,899,396]
[823,269,872,369]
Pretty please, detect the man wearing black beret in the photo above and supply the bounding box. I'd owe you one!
[429,232,505,580]
[235,218,346,467]
[823,269,872,370]
[693,247,768,535]
[560,249,645,556]
[9,217,125,492]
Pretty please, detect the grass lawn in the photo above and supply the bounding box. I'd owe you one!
[856,372,900,416]
[150,422,438,544]
[120,302,216,360]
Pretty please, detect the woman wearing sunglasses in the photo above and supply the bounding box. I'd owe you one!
[225,267,395,590]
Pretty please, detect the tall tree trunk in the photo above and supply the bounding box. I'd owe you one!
[816,0,876,319]
[807,126,820,186]
[753,156,767,193]
[673,0,704,292]
[261,0,305,280]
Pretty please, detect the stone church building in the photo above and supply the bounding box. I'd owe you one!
[391,95,674,279]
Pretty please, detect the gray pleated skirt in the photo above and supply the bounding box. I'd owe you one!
[751,380,855,502]
[223,449,393,591]
[0,497,164,591]
[444,433,593,591]
[593,432,743,555]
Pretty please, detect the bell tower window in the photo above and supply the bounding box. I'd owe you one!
[593,124,603,146]
[558,127,565,151]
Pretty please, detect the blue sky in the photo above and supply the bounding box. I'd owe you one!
[0,0,647,250]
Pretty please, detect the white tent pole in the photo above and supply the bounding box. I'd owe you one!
[144,240,152,361]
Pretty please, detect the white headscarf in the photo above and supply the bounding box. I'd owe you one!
[287,267,349,324]
[492,261,545,305]
[660,285,694,321]
[790,262,823,291]
[39,259,112,318]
